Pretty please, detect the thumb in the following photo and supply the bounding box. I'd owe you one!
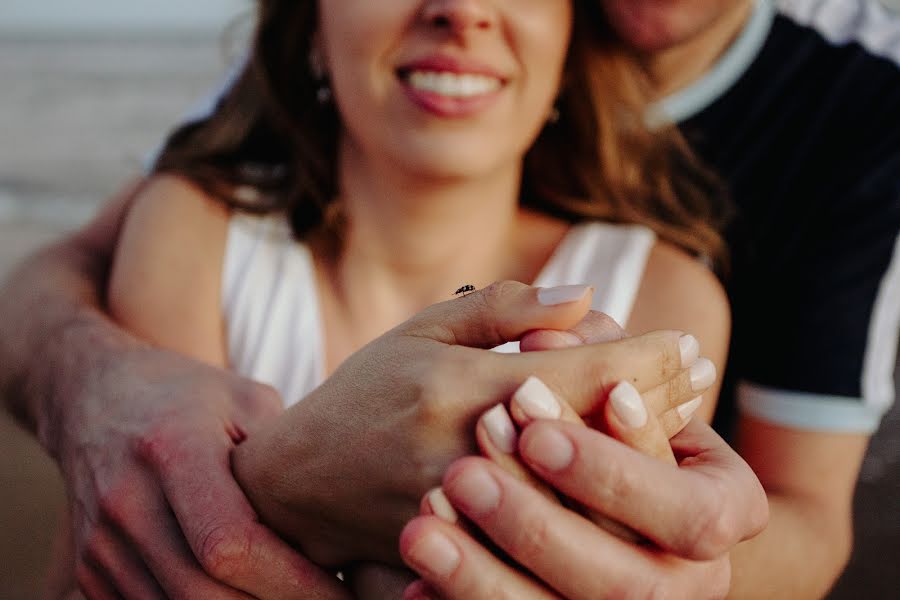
[399,281,593,349]
[520,310,627,351]
[604,381,677,465]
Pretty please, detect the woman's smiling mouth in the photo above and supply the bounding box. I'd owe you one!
[397,55,507,117]
[406,70,502,97]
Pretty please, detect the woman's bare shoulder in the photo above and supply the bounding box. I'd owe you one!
[128,174,231,231]
[637,242,727,315]
[107,174,231,366]
[628,241,731,419]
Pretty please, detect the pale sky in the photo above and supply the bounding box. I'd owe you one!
[1,0,251,34]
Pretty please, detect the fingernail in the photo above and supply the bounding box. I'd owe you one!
[481,404,518,453]
[512,376,561,419]
[677,396,704,420]
[426,488,458,523]
[547,330,584,347]
[537,284,591,306]
[522,426,574,472]
[690,358,716,391]
[403,582,438,600]
[609,381,648,429]
[406,530,461,578]
[448,465,501,516]
[679,334,700,367]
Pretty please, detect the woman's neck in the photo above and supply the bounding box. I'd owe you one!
[314,138,565,338]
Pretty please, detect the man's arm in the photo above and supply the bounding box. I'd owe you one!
[0,181,349,599]
[728,417,869,599]
[0,180,139,440]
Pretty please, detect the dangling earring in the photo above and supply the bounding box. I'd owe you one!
[316,84,332,105]
[548,104,561,124]
[309,46,332,105]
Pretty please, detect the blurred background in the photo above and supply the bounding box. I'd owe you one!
[0,1,897,598]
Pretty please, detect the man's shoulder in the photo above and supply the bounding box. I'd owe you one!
[686,11,899,207]
[702,13,900,136]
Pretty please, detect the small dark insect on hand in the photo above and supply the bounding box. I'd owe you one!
[453,284,476,297]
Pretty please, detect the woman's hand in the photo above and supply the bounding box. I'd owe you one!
[231,281,703,567]
[399,313,761,599]
[401,419,769,599]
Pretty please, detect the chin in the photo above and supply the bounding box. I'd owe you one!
[386,134,520,182]
[601,0,709,52]
[401,153,500,181]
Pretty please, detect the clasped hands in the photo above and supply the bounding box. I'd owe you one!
[232,282,768,599]
[61,281,767,599]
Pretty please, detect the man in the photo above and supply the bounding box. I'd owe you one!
[610,0,899,597]
[404,1,899,597]
[2,0,897,597]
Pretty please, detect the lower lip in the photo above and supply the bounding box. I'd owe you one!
[400,79,503,118]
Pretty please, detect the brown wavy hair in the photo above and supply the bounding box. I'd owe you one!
[154,0,729,270]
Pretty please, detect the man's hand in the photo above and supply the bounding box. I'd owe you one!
[401,419,769,600]
[0,188,348,599]
[57,342,349,599]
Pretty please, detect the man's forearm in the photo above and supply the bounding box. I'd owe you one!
[0,185,139,449]
[728,493,852,599]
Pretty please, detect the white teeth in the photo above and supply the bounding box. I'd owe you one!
[407,70,501,97]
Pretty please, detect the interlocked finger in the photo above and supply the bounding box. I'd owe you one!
[401,516,561,600]
[642,357,715,418]
[497,330,692,417]
[85,522,165,599]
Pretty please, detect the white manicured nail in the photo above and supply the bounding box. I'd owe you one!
[609,381,648,429]
[537,285,591,306]
[481,404,517,453]
[690,358,717,391]
[426,488,458,523]
[677,396,704,420]
[679,334,700,368]
[407,530,460,578]
[512,376,561,419]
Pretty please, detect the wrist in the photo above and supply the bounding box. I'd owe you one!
[231,411,334,564]
[232,416,318,545]
[0,237,117,438]
[30,311,143,460]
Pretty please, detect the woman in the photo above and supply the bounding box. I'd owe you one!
[103,0,729,596]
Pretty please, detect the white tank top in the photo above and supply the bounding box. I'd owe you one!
[222,214,656,407]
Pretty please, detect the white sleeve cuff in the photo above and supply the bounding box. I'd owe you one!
[737,381,887,433]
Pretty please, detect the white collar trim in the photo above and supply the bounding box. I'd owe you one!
[649,0,776,126]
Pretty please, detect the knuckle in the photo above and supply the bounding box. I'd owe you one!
[644,578,674,600]
[134,425,178,470]
[663,377,683,409]
[417,347,474,419]
[656,331,684,374]
[74,560,94,594]
[681,486,734,559]
[485,582,516,600]
[97,486,131,529]
[601,456,639,504]
[197,523,254,581]
[590,311,622,332]
[746,478,771,537]
[510,516,553,565]
[245,382,283,415]
[478,280,519,308]
[83,528,106,564]
[606,572,668,600]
